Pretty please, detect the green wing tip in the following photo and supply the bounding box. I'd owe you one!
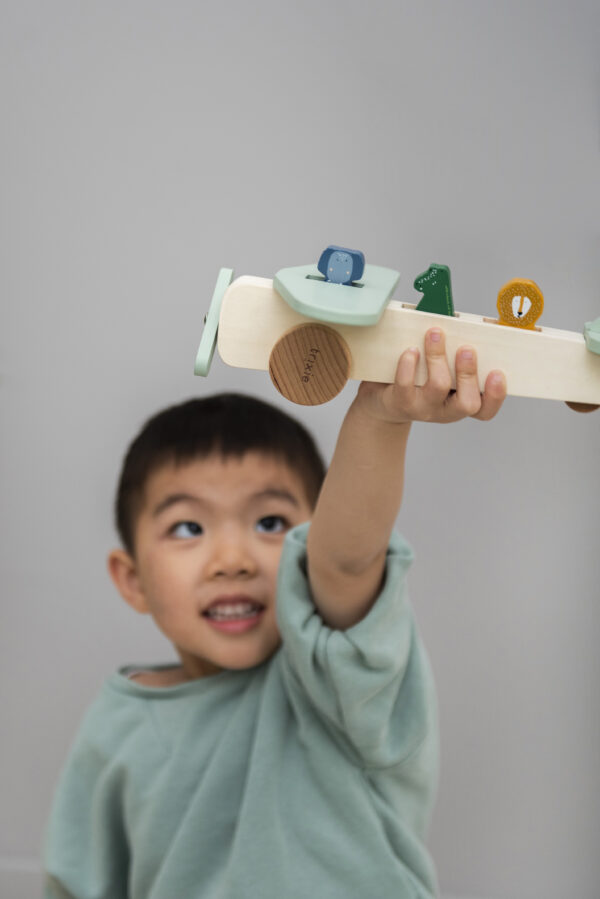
[584,316,600,355]
[194,268,235,376]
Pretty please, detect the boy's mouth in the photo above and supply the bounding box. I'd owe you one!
[202,597,266,633]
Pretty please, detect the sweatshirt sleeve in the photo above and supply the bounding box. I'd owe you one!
[43,695,131,899]
[276,523,438,771]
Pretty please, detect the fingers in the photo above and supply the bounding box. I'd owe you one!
[421,329,453,406]
[451,346,485,418]
[394,346,420,403]
[473,370,506,421]
[422,331,482,421]
[391,329,506,424]
[390,331,452,418]
[384,345,420,421]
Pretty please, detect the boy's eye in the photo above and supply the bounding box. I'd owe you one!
[256,515,288,534]
[170,521,203,539]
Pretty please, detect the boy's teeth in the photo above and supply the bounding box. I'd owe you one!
[206,602,260,620]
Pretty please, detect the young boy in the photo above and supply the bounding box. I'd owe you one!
[44,330,506,899]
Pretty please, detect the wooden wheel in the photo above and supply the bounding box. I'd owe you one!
[268,323,351,405]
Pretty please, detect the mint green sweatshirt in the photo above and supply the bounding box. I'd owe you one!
[44,525,439,898]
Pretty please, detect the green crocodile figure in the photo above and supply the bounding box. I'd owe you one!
[413,264,455,317]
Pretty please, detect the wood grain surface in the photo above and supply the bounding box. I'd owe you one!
[268,323,351,405]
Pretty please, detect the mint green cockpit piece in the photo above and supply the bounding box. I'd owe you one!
[194,268,234,376]
[584,317,600,355]
[273,263,400,326]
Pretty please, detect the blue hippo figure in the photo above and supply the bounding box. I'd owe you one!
[317,245,365,285]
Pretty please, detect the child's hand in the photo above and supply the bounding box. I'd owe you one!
[357,327,506,425]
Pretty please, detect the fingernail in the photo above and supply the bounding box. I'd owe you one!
[460,349,474,361]
[429,329,441,343]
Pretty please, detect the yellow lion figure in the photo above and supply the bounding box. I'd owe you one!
[496,278,544,330]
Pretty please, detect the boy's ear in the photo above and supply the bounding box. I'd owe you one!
[107,549,150,614]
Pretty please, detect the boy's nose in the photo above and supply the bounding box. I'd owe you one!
[205,535,257,579]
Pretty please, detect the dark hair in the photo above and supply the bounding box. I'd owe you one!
[115,393,326,555]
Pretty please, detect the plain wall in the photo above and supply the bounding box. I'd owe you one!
[2,1,599,897]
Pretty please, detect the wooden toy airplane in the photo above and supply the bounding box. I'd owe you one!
[195,247,600,407]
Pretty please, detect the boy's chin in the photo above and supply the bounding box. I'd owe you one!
[219,642,282,671]
[176,639,282,678]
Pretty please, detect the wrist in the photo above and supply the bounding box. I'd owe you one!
[351,387,414,430]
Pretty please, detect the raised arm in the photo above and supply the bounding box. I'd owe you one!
[306,329,506,630]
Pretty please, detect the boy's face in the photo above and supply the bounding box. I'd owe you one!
[109,452,313,679]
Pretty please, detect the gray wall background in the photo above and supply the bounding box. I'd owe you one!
[2,2,599,897]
